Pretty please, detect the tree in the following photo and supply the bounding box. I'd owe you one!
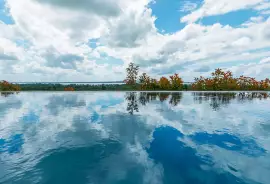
[139,73,149,84]
[159,77,170,90]
[139,73,150,90]
[150,78,159,90]
[192,68,270,91]
[0,80,21,91]
[170,74,183,90]
[64,87,75,91]
[125,62,139,85]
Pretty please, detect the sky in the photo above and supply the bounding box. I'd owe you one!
[0,0,270,82]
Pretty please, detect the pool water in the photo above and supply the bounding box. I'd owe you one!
[0,92,269,184]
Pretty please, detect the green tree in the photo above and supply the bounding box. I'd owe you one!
[139,73,150,90]
[170,74,183,90]
[125,62,139,85]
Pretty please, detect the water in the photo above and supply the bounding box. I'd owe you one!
[13,82,125,86]
[0,92,270,184]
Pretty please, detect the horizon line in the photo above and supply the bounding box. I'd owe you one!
[9,81,194,84]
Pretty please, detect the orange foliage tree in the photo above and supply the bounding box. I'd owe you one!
[159,77,170,90]
[170,74,183,90]
[0,80,21,91]
[138,73,184,90]
[64,87,75,91]
[192,69,270,91]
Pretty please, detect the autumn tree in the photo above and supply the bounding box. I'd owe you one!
[125,62,139,85]
[0,80,21,91]
[150,78,159,90]
[64,87,75,91]
[192,69,270,91]
[139,73,150,84]
[159,77,170,90]
[139,73,151,90]
[170,74,183,90]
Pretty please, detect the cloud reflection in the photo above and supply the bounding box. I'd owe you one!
[0,92,269,184]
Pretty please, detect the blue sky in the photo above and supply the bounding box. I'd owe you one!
[0,0,13,24]
[0,0,270,82]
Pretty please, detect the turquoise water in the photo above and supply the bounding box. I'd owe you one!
[0,92,270,184]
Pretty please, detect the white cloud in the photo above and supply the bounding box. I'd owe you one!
[260,57,270,64]
[0,0,270,81]
[254,1,270,10]
[99,17,270,80]
[179,1,198,12]
[261,9,270,14]
[229,61,270,79]
[181,0,266,23]
[104,8,156,48]
[37,0,122,16]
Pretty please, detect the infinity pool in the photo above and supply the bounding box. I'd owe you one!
[0,92,269,184]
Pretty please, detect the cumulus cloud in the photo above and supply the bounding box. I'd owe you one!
[181,0,266,23]
[260,57,270,64]
[37,0,121,16]
[105,9,156,48]
[101,17,270,80]
[0,0,270,81]
[194,65,211,72]
[0,53,17,60]
[43,48,84,69]
[229,61,270,79]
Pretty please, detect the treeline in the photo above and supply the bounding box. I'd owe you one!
[1,63,270,91]
[124,63,186,90]
[124,63,270,91]
[192,69,270,91]
[125,91,270,114]
[3,83,139,91]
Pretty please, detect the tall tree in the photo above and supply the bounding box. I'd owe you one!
[125,62,139,85]
[170,74,183,90]
[159,77,170,89]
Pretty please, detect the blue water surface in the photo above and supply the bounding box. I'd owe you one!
[0,92,269,184]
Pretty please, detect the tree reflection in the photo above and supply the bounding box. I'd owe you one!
[159,93,170,102]
[169,93,183,106]
[1,92,19,97]
[193,92,270,111]
[125,91,269,113]
[126,92,183,114]
[139,92,159,106]
[126,92,139,115]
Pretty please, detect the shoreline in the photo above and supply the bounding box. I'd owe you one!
[1,90,270,93]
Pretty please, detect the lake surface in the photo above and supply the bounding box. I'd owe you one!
[0,92,270,184]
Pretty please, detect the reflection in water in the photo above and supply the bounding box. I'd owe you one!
[0,134,24,154]
[126,92,139,115]
[139,92,159,105]
[191,132,266,157]
[127,92,183,114]
[0,92,19,97]
[0,92,270,184]
[46,94,86,115]
[148,127,247,184]
[169,93,182,106]
[193,92,270,111]
[159,93,170,102]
